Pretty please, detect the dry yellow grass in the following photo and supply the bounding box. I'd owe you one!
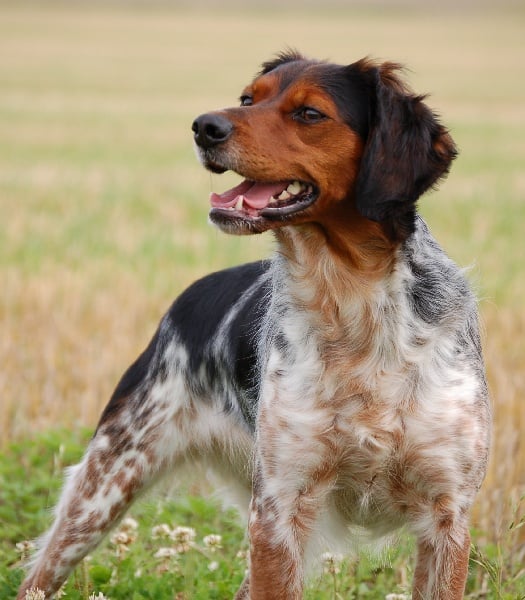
[1,2,524,542]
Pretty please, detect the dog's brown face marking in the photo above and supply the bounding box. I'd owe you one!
[193,56,365,235]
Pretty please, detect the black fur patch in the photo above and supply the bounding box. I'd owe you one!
[168,260,270,426]
[258,49,306,76]
[406,219,471,325]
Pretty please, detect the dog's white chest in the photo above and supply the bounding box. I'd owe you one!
[258,340,484,537]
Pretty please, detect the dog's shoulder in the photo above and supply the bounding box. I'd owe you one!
[167,259,271,349]
[402,217,476,326]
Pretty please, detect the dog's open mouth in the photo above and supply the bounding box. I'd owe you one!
[209,179,318,222]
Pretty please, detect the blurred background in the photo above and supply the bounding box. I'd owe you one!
[1,0,524,552]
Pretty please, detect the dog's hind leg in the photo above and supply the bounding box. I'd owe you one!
[17,262,264,599]
[17,332,211,599]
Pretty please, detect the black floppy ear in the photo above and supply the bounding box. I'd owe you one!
[354,64,457,239]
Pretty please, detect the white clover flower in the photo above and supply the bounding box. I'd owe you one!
[169,526,196,553]
[151,524,172,539]
[203,534,222,552]
[24,589,45,600]
[321,551,344,575]
[110,531,135,546]
[110,529,136,559]
[208,560,219,572]
[154,547,178,559]
[16,540,36,558]
[88,593,110,600]
[170,526,196,543]
[119,517,138,533]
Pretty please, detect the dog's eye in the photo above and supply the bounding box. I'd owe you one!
[240,95,253,107]
[294,107,326,123]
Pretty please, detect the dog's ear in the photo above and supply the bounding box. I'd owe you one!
[354,63,457,239]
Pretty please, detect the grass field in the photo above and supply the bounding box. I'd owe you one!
[1,2,524,597]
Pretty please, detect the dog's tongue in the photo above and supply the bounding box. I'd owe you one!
[210,180,287,210]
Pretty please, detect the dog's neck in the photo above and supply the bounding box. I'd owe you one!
[269,215,417,396]
[271,209,405,350]
[274,205,397,300]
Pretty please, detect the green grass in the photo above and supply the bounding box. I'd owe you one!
[1,431,524,599]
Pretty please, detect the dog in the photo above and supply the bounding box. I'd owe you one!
[18,51,490,599]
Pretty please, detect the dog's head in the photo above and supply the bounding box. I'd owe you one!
[193,51,457,241]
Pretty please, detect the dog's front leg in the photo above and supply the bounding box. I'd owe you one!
[243,469,307,599]
[237,396,338,599]
[412,526,471,600]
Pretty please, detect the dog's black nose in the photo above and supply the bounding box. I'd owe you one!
[192,113,233,149]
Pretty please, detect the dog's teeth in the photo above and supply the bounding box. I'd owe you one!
[286,181,302,195]
[235,197,244,211]
[278,190,291,201]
